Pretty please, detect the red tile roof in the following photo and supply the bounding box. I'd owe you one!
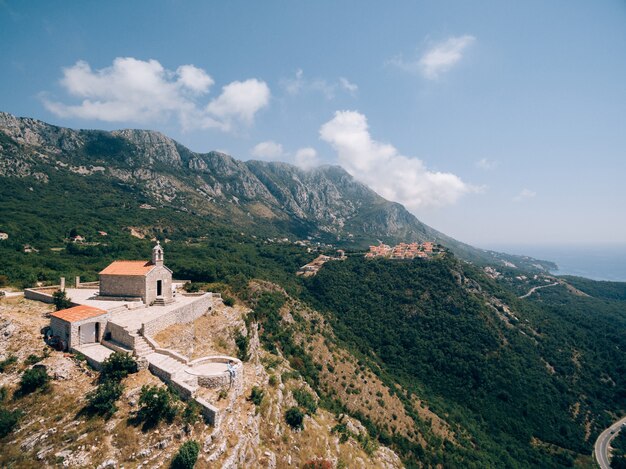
[51,305,107,322]
[99,260,154,276]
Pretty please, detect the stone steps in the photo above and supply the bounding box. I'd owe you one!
[133,335,154,358]
[146,353,187,376]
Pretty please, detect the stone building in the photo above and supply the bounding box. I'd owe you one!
[99,242,173,305]
[49,305,108,350]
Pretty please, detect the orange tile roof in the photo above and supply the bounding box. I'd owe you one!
[99,260,154,276]
[51,305,107,322]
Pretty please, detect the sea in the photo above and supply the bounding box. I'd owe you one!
[482,244,626,282]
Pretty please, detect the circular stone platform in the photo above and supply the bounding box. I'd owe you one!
[184,356,243,388]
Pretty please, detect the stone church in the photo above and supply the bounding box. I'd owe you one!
[99,242,173,305]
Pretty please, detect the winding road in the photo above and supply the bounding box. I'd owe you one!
[518,282,559,299]
[594,416,626,469]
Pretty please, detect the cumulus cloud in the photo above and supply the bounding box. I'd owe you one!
[513,188,536,202]
[320,111,474,210]
[250,140,285,160]
[476,158,498,170]
[389,35,475,79]
[282,69,357,100]
[294,147,320,170]
[42,57,270,132]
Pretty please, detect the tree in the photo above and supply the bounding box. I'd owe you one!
[16,367,49,396]
[171,440,200,469]
[52,289,72,311]
[137,385,177,426]
[100,352,138,382]
[285,406,304,430]
[85,380,123,418]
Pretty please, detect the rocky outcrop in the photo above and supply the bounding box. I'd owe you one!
[0,112,556,270]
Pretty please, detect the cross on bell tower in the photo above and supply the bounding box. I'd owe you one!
[152,241,164,266]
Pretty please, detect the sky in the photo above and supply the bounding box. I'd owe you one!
[1,0,626,247]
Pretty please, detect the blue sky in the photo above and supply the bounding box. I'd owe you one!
[1,0,626,246]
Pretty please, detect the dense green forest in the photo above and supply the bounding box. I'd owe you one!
[302,257,626,467]
[0,174,312,292]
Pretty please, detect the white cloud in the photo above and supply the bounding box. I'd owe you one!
[389,35,475,79]
[320,110,475,210]
[294,147,320,170]
[176,64,214,93]
[339,77,358,96]
[513,188,536,202]
[281,69,357,100]
[205,79,270,130]
[476,158,498,170]
[42,57,270,132]
[251,140,285,160]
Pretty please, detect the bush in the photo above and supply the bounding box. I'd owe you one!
[223,296,235,307]
[24,354,43,366]
[138,385,177,425]
[248,386,264,407]
[303,459,333,469]
[100,352,138,382]
[182,400,200,426]
[234,330,249,361]
[16,367,49,396]
[85,380,123,418]
[171,440,200,469]
[0,355,17,373]
[52,289,72,311]
[292,388,317,415]
[183,282,200,293]
[285,406,304,430]
[0,407,22,438]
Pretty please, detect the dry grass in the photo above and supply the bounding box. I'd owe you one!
[154,303,244,359]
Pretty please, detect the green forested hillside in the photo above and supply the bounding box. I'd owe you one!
[302,257,626,467]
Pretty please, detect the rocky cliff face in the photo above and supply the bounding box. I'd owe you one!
[0,112,555,270]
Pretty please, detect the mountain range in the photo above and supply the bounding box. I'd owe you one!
[0,112,554,272]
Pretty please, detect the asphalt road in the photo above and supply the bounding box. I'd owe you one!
[594,416,626,469]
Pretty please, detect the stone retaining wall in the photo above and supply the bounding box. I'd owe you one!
[141,294,212,337]
[105,322,137,349]
[195,397,219,426]
[25,287,58,304]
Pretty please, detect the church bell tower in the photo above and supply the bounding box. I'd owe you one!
[152,241,164,266]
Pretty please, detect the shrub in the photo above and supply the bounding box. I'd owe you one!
[52,289,72,311]
[17,367,49,396]
[285,406,304,430]
[0,407,22,438]
[234,330,249,361]
[183,282,200,293]
[0,355,17,373]
[268,374,278,387]
[182,400,200,426]
[248,386,264,407]
[292,388,317,415]
[303,458,333,469]
[24,354,43,366]
[138,385,177,425]
[100,352,138,382]
[223,296,235,307]
[85,380,123,418]
[171,440,200,469]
